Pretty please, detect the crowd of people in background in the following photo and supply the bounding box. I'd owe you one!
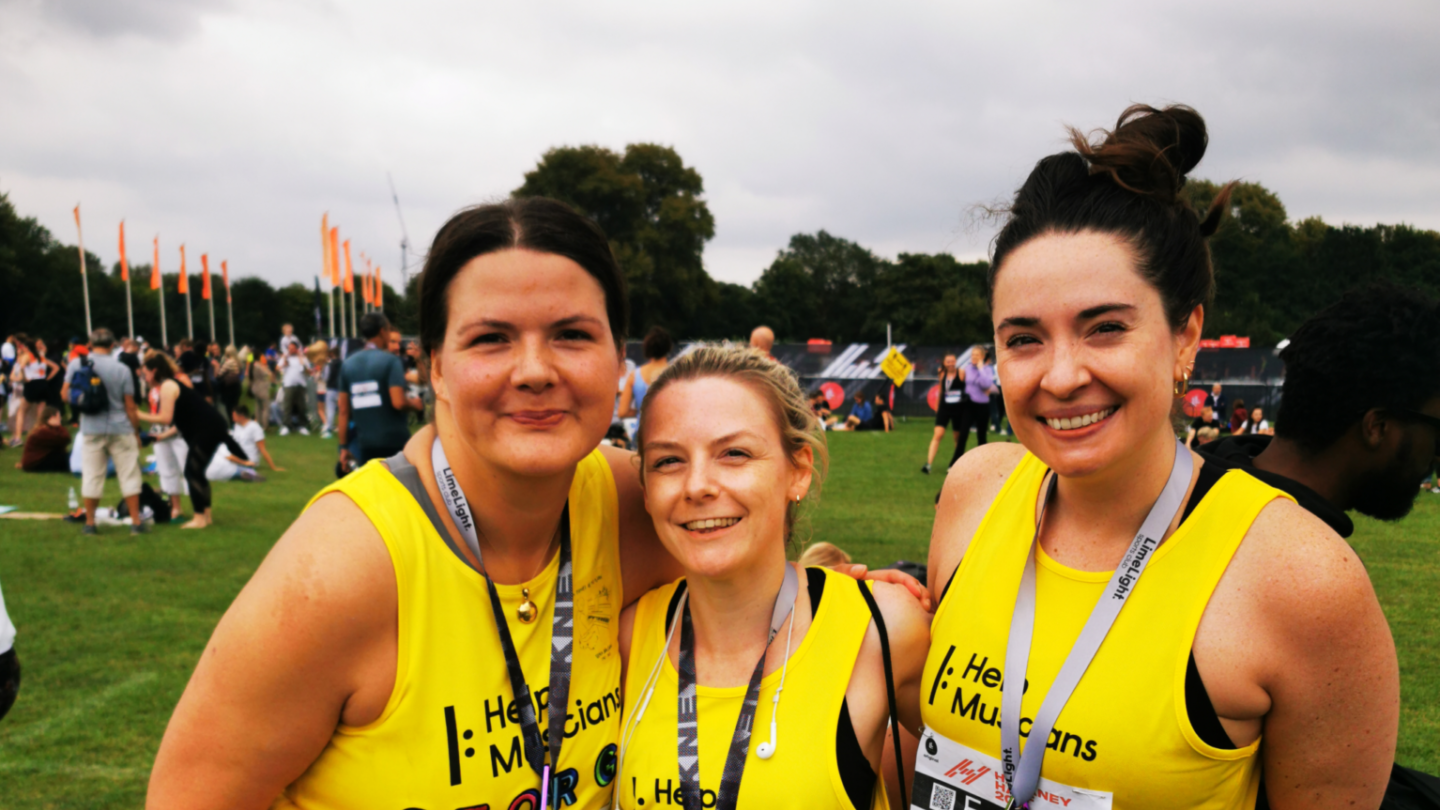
[1,313,434,532]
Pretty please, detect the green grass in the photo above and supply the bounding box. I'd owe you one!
[0,418,1435,807]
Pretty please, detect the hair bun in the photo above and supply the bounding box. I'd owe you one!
[1068,104,1209,203]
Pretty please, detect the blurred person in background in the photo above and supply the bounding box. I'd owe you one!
[0,575,18,721]
[206,405,281,482]
[9,336,57,447]
[306,342,330,436]
[148,351,191,523]
[275,341,312,436]
[63,328,145,536]
[247,353,274,431]
[1229,398,1247,433]
[922,353,962,473]
[139,351,248,529]
[1237,406,1270,436]
[277,323,300,355]
[336,313,419,469]
[748,323,775,355]
[217,345,243,426]
[1201,283,1440,536]
[618,325,673,422]
[16,405,70,472]
[949,344,997,468]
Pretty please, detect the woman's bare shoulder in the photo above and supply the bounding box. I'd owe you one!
[928,442,1028,602]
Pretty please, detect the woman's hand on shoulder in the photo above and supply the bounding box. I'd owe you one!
[1234,497,1398,810]
[831,564,931,612]
[147,491,398,810]
[927,442,1027,605]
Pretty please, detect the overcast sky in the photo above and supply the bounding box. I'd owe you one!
[2,0,1437,291]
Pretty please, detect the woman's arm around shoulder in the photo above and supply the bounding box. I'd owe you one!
[146,491,399,810]
[927,442,1028,605]
[1222,497,1398,810]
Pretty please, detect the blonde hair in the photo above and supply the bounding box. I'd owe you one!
[636,344,828,544]
[797,541,850,568]
[305,341,330,364]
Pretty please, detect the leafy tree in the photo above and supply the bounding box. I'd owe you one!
[752,231,886,342]
[514,143,717,338]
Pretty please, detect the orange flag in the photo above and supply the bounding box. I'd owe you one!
[178,245,189,294]
[222,260,231,303]
[362,270,372,305]
[321,213,332,287]
[118,221,130,281]
[375,266,383,308]
[201,254,212,300]
[329,227,341,286]
[150,237,161,290]
[343,240,354,294]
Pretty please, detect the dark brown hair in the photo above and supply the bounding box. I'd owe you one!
[418,197,628,355]
[990,104,1234,329]
[641,326,673,360]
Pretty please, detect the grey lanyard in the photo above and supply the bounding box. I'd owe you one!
[1000,440,1193,808]
[676,564,799,810]
[430,438,575,809]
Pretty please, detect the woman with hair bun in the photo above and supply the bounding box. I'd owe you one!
[921,105,1397,809]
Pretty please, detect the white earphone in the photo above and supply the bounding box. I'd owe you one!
[754,599,796,760]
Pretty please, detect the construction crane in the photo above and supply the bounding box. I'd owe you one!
[387,172,412,290]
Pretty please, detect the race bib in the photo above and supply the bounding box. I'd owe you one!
[912,729,1112,810]
[350,380,382,410]
[945,392,962,404]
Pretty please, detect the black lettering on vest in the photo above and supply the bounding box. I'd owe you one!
[1060,732,1084,757]
[981,667,1002,688]
[961,653,987,684]
[587,699,605,726]
[928,645,957,706]
[979,702,999,727]
[534,686,549,717]
[1083,739,1099,762]
[490,735,523,777]
[1019,716,1033,737]
[1046,728,1062,751]
[507,698,521,725]
[484,695,507,733]
[445,705,463,786]
[655,778,675,804]
[951,687,981,720]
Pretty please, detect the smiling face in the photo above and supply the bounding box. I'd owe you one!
[992,230,1201,479]
[430,248,622,479]
[942,354,957,373]
[640,376,813,580]
[1251,407,1263,423]
[970,346,986,367]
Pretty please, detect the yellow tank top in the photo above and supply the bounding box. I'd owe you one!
[920,453,1290,810]
[275,450,624,810]
[616,566,890,810]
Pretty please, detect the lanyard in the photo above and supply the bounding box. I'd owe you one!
[676,564,799,810]
[1000,440,1193,809]
[431,438,574,808]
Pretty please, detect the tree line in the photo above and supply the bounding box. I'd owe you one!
[4,144,1438,350]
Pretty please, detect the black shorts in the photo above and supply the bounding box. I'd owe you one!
[22,380,48,404]
[935,401,963,428]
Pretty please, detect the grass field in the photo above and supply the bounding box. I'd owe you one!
[0,417,1435,807]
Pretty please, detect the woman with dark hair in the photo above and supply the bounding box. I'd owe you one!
[618,325,673,422]
[922,106,1396,809]
[8,337,59,447]
[137,350,244,529]
[921,353,962,474]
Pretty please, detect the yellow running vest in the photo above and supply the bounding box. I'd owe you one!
[275,450,624,810]
[616,566,890,810]
[920,453,1290,810]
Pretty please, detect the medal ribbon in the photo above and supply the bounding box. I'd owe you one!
[1000,440,1193,808]
[676,564,799,810]
[431,438,574,806]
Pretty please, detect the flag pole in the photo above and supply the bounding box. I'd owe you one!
[155,236,168,347]
[322,214,335,338]
[74,205,93,335]
[204,254,217,343]
[224,261,235,347]
[120,221,134,338]
[181,244,194,340]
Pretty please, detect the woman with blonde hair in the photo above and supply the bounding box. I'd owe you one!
[614,346,929,810]
[218,345,243,426]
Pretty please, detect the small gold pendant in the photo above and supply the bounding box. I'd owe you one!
[516,588,538,624]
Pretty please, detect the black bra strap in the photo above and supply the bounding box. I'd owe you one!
[856,578,907,810]
[383,452,476,574]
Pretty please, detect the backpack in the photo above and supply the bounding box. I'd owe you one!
[66,356,110,415]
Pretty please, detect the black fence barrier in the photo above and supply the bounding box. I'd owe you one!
[623,341,1286,423]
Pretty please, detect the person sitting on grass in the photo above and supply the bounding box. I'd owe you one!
[205,405,282,482]
[835,390,873,431]
[16,405,70,473]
